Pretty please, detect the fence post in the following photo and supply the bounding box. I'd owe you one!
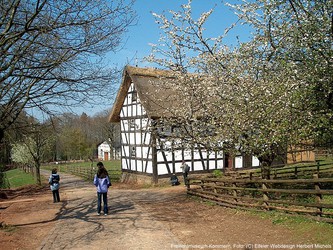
[232,182,238,203]
[200,179,204,191]
[316,161,320,176]
[313,173,322,217]
[262,182,269,210]
[90,168,94,181]
[186,176,190,189]
[31,165,34,176]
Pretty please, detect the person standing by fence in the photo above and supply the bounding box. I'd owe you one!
[93,162,111,215]
[180,161,190,186]
[49,168,60,203]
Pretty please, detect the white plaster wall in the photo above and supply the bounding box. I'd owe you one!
[252,156,260,167]
[122,120,129,131]
[157,162,169,175]
[175,161,183,173]
[157,152,164,162]
[135,132,141,144]
[132,108,136,118]
[141,146,150,157]
[136,160,143,172]
[97,142,111,160]
[235,156,243,168]
[192,161,202,171]
[121,158,127,169]
[130,159,136,170]
[174,150,183,161]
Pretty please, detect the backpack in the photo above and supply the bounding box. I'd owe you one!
[49,174,59,185]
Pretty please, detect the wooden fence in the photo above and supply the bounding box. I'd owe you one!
[18,164,35,175]
[187,173,333,223]
[57,165,122,182]
[315,149,333,158]
[225,162,333,180]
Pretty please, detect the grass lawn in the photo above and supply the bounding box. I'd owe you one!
[247,208,333,245]
[5,168,36,188]
[41,160,122,181]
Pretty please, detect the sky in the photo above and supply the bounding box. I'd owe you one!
[109,0,250,69]
[75,0,252,116]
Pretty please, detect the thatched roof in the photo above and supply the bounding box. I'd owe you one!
[108,65,184,123]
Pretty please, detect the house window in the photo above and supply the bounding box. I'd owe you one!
[129,119,137,130]
[130,146,136,157]
[172,126,182,136]
[158,125,172,137]
[132,90,137,102]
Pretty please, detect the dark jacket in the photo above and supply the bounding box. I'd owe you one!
[49,174,60,191]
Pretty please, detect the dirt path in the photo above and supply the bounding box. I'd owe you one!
[1,171,333,250]
[39,172,183,250]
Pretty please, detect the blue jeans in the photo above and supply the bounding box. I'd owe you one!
[97,192,108,214]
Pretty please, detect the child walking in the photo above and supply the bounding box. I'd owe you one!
[49,168,60,203]
[93,162,111,215]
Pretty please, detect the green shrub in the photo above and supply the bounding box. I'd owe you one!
[212,169,223,178]
[0,165,10,188]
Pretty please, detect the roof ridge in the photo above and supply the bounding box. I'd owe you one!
[125,65,176,78]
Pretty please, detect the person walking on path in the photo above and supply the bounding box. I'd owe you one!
[93,162,111,215]
[180,161,190,186]
[49,168,60,203]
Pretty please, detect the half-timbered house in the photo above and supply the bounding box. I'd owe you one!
[109,66,315,184]
[109,66,262,184]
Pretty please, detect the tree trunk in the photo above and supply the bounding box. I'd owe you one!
[35,162,41,185]
[260,160,271,180]
[258,155,275,180]
[0,128,4,145]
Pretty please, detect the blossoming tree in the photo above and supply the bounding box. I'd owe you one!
[146,0,332,178]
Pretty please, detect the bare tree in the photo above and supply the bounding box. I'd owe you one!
[0,0,136,143]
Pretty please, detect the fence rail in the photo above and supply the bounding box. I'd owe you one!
[187,173,333,223]
[57,165,122,182]
[314,149,333,158]
[226,162,333,180]
[18,164,35,175]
